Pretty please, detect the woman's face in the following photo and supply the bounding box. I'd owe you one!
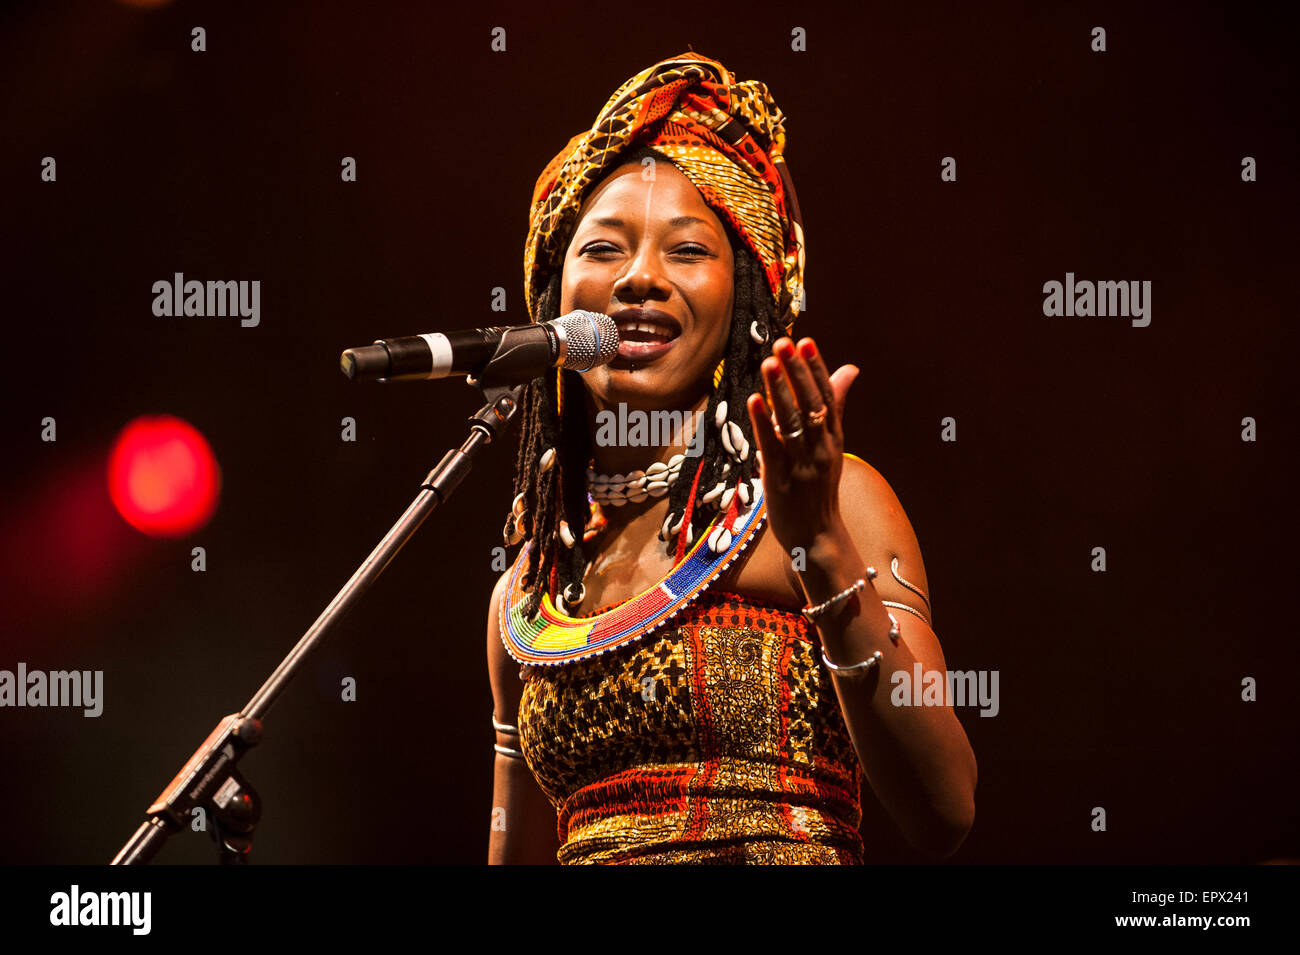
[561,159,734,414]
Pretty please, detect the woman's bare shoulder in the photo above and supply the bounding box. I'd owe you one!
[486,569,525,723]
[837,453,933,612]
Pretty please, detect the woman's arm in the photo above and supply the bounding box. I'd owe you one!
[486,571,563,865]
[799,456,978,858]
[748,337,977,858]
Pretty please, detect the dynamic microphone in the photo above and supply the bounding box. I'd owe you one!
[339,310,620,386]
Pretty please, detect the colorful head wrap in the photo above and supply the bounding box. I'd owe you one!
[524,52,806,331]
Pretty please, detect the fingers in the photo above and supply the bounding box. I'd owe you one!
[746,392,781,470]
[778,339,827,420]
[829,364,860,424]
[762,351,802,437]
[799,339,841,436]
[771,337,846,443]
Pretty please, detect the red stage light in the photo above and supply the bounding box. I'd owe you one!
[108,416,220,537]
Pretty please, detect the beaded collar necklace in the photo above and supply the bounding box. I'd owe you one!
[499,477,767,666]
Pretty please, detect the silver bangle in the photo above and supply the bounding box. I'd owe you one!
[882,600,929,628]
[802,568,875,622]
[884,611,901,645]
[494,743,526,760]
[821,649,883,678]
[491,713,519,736]
[820,609,901,676]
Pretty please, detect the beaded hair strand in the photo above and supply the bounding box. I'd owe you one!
[505,150,785,618]
[658,240,771,556]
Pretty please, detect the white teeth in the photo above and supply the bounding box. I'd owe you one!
[616,320,677,338]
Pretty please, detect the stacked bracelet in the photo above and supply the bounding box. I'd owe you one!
[491,713,519,735]
[801,571,874,622]
[821,649,883,677]
[805,566,906,676]
[492,712,525,760]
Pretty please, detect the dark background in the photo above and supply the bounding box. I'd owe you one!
[0,0,1295,865]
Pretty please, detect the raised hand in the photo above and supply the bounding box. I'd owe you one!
[745,337,860,552]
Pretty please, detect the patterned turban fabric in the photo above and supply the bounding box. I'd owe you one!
[524,52,806,331]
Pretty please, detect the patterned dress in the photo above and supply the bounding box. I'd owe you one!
[517,591,866,864]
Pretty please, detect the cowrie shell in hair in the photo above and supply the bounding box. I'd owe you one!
[702,482,727,505]
[726,422,747,460]
[562,582,585,608]
[707,525,733,554]
[714,401,728,429]
[558,521,576,548]
[539,448,556,473]
[512,493,526,517]
[750,321,766,345]
[721,423,736,456]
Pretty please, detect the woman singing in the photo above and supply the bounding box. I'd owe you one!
[487,52,976,864]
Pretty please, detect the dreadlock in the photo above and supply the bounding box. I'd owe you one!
[506,151,784,618]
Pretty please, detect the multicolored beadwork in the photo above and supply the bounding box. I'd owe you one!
[500,479,766,665]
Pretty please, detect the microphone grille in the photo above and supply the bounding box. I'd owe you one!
[557,310,619,371]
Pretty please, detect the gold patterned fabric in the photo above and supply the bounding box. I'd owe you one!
[517,591,865,864]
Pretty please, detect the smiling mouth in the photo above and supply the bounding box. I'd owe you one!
[613,310,681,343]
[613,311,686,363]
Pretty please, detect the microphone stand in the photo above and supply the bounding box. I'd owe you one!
[111,375,526,864]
